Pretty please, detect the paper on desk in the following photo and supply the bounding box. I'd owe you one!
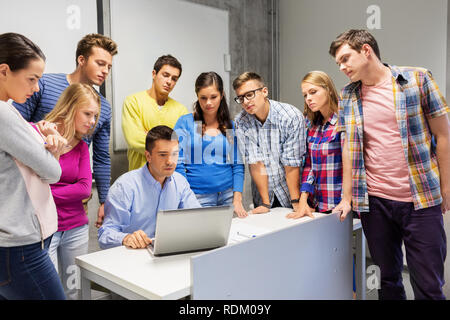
[227,222,271,245]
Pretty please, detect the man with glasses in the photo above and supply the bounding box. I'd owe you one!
[233,72,306,215]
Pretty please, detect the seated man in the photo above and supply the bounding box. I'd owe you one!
[98,125,200,249]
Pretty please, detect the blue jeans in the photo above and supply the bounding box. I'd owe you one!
[195,188,234,207]
[0,236,66,300]
[49,224,89,300]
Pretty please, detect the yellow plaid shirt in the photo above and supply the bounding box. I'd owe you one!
[337,65,449,212]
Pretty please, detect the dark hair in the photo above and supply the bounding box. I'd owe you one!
[0,32,46,71]
[153,54,182,76]
[145,125,178,153]
[194,72,232,137]
[329,29,381,60]
[75,33,118,66]
[232,71,265,90]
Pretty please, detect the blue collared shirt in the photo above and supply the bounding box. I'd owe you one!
[98,164,201,249]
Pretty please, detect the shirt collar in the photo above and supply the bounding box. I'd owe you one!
[265,100,275,125]
[386,64,408,85]
[328,112,338,126]
[345,64,408,93]
[141,163,173,187]
[249,100,274,126]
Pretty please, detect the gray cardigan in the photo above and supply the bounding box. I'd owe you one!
[0,101,61,247]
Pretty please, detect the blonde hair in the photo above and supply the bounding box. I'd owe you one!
[45,83,101,141]
[301,71,339,125]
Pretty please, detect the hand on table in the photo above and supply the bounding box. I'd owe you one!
[286,202,314,219]
[249,205,270,215]
[122,230,152,249]
[332,199,352,222]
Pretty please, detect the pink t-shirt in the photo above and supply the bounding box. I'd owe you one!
[361,78,412,202]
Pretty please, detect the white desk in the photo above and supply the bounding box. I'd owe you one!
[76,207,365,300]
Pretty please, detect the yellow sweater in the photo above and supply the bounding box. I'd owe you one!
[121,90,188,171]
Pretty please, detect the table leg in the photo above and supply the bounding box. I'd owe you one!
[355,228,366,300]
[80,269,92,300]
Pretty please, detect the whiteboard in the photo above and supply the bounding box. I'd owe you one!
[0,0,98,74]
[110,0,230,151]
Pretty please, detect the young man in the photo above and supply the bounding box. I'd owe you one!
[233,72,306,215]
[13,33,118,228]
[98,126,200,249]
[122,54,188,171]
[330,29,450,300]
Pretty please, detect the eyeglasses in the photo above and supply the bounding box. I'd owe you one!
[234,87,264,104]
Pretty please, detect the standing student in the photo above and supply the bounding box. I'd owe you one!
[233,72,306,215]
[286,71,342,219]
[13,33,118,228]
[122,55,188,171]
[330,29,449,300]
[287,70,359,298]
[35,84,100,300]
[174,72,246,217]
[0,32,67,300]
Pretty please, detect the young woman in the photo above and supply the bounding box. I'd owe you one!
[0,32,67,300]
[35,83,100,300]
[174,72,247,217]
[287,70,342,219]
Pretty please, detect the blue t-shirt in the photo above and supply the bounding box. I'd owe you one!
[173,113,244,194]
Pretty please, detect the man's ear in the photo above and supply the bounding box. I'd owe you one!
[77,55,86,67]
[0,63,10,78]
[145,150,152,163]
[362,44,372,57]
[262,86,269,99]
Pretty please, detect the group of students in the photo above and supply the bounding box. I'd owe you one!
[0,28,449,301]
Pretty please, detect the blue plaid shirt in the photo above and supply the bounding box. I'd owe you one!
[235,100,306,208]
[337,65,449,212]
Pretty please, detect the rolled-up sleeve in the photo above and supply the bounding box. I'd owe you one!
[421,70,449,118]
[280,113,305,168]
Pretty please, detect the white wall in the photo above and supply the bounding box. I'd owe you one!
[279,0,447,110]
[109,0,230,151]
[279,0,450,299]
[0,0,98,74]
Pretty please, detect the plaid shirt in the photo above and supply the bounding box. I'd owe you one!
[235,100,306,208]
[301,113,342,212]
[337,65,449,213]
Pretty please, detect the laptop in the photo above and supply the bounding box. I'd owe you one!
[146,205,233,257]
